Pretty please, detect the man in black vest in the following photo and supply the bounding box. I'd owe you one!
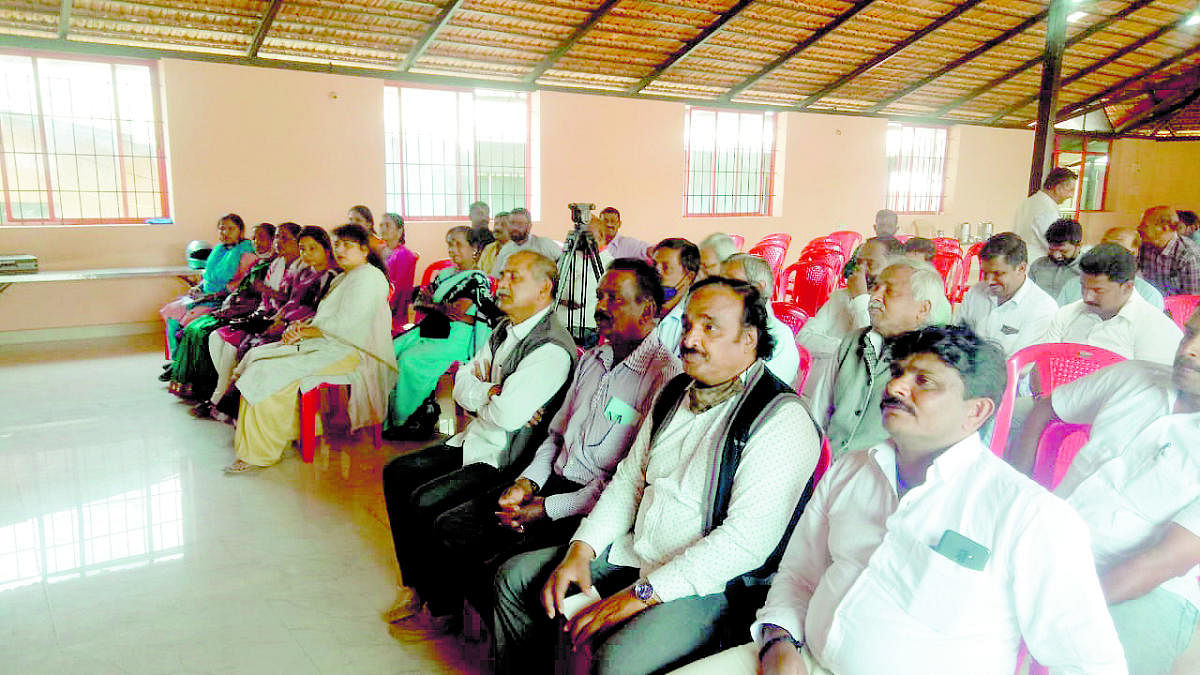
[381,250,576,634]
[492,277,821,674]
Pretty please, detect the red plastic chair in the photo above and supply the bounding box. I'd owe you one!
[772,301,810,336]
[930,252,963,298]
[795,343,813,394]
[780,260,838,316]
[299,384,382,463]
[799,249,847,275]
[826,231,863,258]
[958,240,987,301]
[933,236,962,254]
[420,258,455,288]
[728,234,745,250]
[1164,294,1200,328]
[802,238,842,254]
[754,233,793,251]
[749,243,788,298]
[989,343,1125,458]
[1031,420,1090,490]
[813,435,833,485]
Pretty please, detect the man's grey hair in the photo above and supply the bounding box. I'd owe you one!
[722,253,774,300]
[879,257,952,325]
[700,232,740,262]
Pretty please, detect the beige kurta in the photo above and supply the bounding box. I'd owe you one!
[235,263,398,430]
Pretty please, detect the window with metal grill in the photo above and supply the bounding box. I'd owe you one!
[384,85,531,219]
[684,107,776,217]
[886,123,948,215]
[0,52,169,226]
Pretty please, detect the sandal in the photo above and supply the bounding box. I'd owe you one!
[189,401,213,419]
[223,460,261,474]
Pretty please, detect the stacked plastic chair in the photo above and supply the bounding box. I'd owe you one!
[957,240,987,302]
[825,230,863,258]
[780,259,838,316]
[1164,294,1200,328]
[930,252,963,299]
[749,239,790,299]
[771,301,810,335]
[989,343,1125,459]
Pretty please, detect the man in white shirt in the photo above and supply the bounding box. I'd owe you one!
[798,236,904,359]
[493,207,563,275]
[1042,243,1182,365]
[1013,167,1077,261]
[678,324,1125,675]
[957,232,1057,356]
[722,253,801,385]
[649,237,700,353]
[1013,306,1200,674]
[387,260,680,633]
[493,278,820,675]
[381,251,575,633]
[698,232,740,279]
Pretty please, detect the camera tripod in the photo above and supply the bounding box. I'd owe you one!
[555,207,606,347]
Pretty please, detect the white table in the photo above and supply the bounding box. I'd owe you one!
[0,266,200,296]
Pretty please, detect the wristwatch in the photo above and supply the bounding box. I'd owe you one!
[632,578,657,605]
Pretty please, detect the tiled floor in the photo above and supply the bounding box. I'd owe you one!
[0,335,488,674]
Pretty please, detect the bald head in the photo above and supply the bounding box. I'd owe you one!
[1140,205,1181,249]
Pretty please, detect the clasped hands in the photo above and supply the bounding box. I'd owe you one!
[494,478,546,533]
[539,541,650,649]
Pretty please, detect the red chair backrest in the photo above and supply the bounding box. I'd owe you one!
[1031,421,1091,490]
[771,301,810,336]
[1164,294,1200,329]
[755,232,793,251]
[826,230,863,258]
[933,236,962,254]
[990,343,1125,458]
[795,343,813,394]
[728,234,745,250]
[780,260,838,315]
[930,252,963,297]
[799,249,846,275]
[421,258,455,287]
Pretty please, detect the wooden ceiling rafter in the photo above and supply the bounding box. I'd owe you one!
[399,0,466,72]
[627,0,756,93]
[247,0,283,58]
[523,0,623,83]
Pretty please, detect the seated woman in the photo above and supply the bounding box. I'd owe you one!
[159,213,257,359]
[199,225,338,421]
[384,225,498,440]
[225,224,396,473]
[166,222,281,397]
[376,212,419,334]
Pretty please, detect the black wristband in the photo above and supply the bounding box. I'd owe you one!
[758,634,802,661]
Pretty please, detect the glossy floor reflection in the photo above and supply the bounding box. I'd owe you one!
[0,335,486,674]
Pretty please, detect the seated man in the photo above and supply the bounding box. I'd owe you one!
[493,208,563,274]
[698,232,740,279]
[798,235,904,359]
[956,232,1057,356]
[1058,226,1164,310]
[649,237,701,353]
[804,258,951,458]
[380,251,576,630]
[1014,307,1200,674]
[408,260,681,625]
[1042,243,1182,365]
[493,278,821,675]
[722,253,801,384]
[1028,217,1085,299]
[1139,204,1200,297]
[679,325,1125,675]
[478,210,510,278]
[596,207,651,262]
[873,208,898,238]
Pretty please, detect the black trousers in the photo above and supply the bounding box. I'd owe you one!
[382,442,506,614]
[432,473,584,617]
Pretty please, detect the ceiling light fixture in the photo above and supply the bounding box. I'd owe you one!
[1187,14,1200,26]
[1068,11,1087,23]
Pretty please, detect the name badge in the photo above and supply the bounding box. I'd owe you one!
[603,397,639,426]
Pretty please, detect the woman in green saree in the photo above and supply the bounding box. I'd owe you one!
[384,225,499,439]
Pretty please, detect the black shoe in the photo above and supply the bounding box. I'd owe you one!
[189,401,213,419]
[158,369,173,382]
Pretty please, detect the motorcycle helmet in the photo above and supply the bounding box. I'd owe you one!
[186,240,213,270]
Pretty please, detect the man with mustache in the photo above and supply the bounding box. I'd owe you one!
[493,278,820,675]
[1028,218,1085,299]
[381,250,576,634]
[397,259,679,631]
[722,253,801,384]
[956,232,1057,356]
[493,207,564,273]
[676,325,1124,675]
[1014,166,1077,261]
[1013,307,1200,674]
[804,257,951,458]
[1041,243,1181,365]
[1057,227,1164,310]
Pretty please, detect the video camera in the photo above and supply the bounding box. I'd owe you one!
[568,202,595,229]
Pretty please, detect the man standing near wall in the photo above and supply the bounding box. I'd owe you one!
[469,200,496,249]
[1013,167,1077,261]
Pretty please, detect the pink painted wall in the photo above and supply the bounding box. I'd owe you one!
[3,56,1199,336]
